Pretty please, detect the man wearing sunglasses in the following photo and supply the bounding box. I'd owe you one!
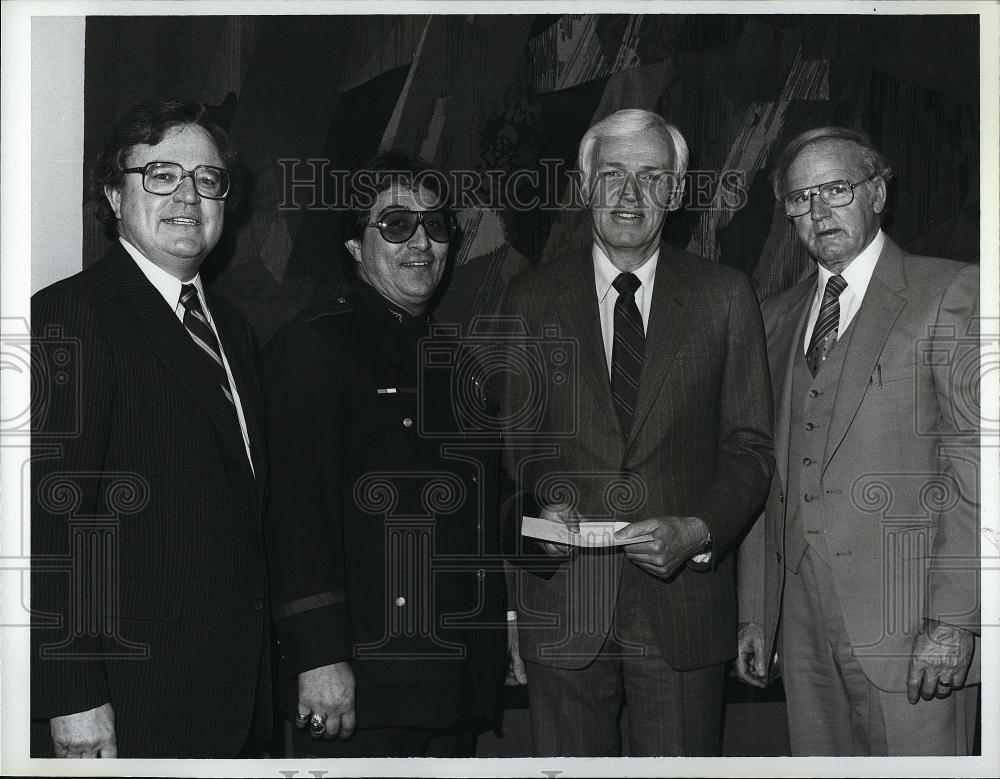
[262,151,506,757]
[736,127,980,755]
[30,99,270,757]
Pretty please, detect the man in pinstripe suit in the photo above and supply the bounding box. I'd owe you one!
[501,109,774,756]
[30,100,270,758]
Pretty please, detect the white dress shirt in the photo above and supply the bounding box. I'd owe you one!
[593,244,659,378]
[802,229,885,354]
[119,238,255,472]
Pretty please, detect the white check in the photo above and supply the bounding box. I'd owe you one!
[522,515,654,548]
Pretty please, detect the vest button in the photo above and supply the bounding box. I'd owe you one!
[804,422,815,431]
[394,596,406,607]
[776,551,782,563]
[808,389,820,398]
[402,417,413,428]
[804,493,815,502]
[477,569,486,580]
[802,457,812,466]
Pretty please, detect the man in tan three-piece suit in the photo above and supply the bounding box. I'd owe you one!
[736,126,980,756]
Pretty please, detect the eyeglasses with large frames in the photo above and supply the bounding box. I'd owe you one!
[366,209,454,244]
[123,161,232,200]
[782,174,877,218]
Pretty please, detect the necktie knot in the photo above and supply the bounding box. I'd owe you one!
[613,272,641,297]
[825,274,847,299]
[179,283,200,311]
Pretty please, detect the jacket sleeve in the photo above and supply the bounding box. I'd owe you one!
[694,271,775,562]
[736,511,767,625]
[494,279,569,579]
[261,319,355,673]
[30,287,113,719]
[925,263,980,639]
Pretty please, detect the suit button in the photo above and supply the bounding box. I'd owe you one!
[477,569,486,580]
[802,457,812,466]
[804,493,814,502]
[252,598,264,611]
[394,596,406,607]
[776,551,782,563]
[778,490,784,503]
[402,417,413,428]
[808,389,820,398]
[804,422,815,431]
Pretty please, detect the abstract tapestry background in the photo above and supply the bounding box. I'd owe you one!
[82,13,980,342]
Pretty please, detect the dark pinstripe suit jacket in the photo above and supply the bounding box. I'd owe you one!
[30,244,271,757]
[502,242,774,670]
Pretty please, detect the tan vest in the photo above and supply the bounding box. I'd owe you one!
[784,320,857,572]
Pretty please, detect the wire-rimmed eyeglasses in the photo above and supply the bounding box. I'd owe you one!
[782,174,877,218]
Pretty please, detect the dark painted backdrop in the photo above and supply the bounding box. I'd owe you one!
[83,13,980,342]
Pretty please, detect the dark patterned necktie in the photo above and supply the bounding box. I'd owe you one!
[611,272,644,434]
[179,284,235,407]
[806,274,848,377]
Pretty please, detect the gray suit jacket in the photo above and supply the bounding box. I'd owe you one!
[502,242,774,670]
[738,236,981,692]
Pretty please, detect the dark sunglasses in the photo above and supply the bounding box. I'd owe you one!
[367,209,454,244]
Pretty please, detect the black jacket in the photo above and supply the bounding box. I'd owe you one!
[30,244,271,757]
[262,279,506,729]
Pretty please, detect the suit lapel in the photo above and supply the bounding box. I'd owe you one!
[105,246,252,474]
[823,239,908,471]
[553,254,620,433]
[626,246,693,448]
[769,279,813,491]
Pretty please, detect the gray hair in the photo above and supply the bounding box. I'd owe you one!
[577,109,689,198]
[769,126,894,198]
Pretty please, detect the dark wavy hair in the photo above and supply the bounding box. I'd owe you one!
[93,99,243,237]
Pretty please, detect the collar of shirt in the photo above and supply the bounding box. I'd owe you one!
[119,238,209,323]
[593,243,659,317]
[804,228,885,353]
[593,243,659,378]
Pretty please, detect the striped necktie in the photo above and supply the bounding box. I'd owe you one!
[611,272,644,434]
[179,284,235,407]
[806,274,848,377]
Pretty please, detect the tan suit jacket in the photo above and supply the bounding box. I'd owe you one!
[738,236,980,692]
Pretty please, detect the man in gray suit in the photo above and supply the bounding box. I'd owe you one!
[500,108,774,756]
[736,127,980,755]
